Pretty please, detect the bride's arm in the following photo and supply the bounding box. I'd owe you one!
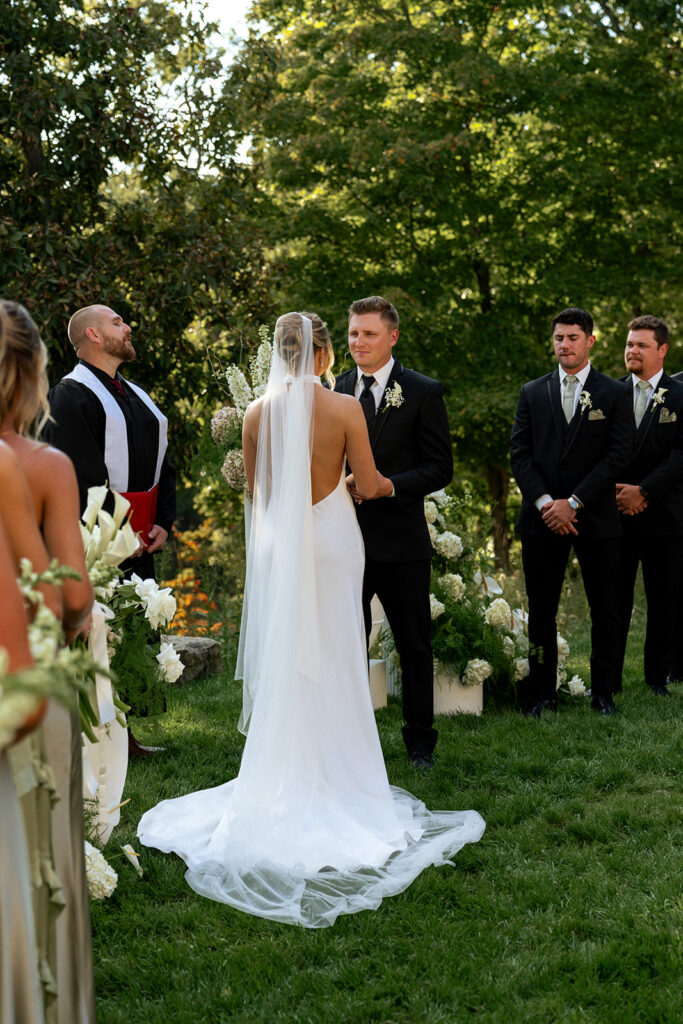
[344,401,380,500]
[242,401,262,498]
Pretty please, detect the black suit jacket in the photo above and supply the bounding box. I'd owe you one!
[619,372,683,536]
[335,358,453,561]
[510,366,633,538]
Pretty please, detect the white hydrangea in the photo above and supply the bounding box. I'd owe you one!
[440,573,466,602]
[514,658,530,681]
[225,366,253,416]
[556,667,567,688]
[423,500,438,524]
[502,634,515,657]
[429,594,445,620]
[515,633,529,656]
[211,405,241,444]
[84,840,117,900]
[429,489,449,506]
[427,523,438,546]
[557,634,570,661]
[567,675,586,696]
[156,642,184,683]
[435,531,463,560]
[221,449,247,490]
[484,597,511,631]
[463,658,492,686]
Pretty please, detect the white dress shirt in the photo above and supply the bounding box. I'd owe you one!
[354,356,395,411]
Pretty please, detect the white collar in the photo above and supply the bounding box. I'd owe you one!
[560,362,591,388]
[357,356,394,391]
[631,368,664,391]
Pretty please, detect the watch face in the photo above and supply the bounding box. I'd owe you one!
[569,498,578,509]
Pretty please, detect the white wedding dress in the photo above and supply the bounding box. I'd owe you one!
[138,315,485,928]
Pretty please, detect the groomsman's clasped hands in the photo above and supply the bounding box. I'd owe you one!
[509,306,682,717]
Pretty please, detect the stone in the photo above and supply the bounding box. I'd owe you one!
[160,635,223,683]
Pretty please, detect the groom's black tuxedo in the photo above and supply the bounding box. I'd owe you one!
[616,372,683,690]
[510,365,633,704]
[336,358,452,758]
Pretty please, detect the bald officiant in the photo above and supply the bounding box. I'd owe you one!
[44,304,175,581]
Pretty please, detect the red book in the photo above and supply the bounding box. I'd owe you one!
[120,483,158,547]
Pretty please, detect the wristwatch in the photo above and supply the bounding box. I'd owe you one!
[568,495,582,511]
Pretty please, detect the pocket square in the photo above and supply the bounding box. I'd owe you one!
[659,407,677,424]
[588,409,606,420]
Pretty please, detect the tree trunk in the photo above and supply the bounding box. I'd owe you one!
[486,464,511,572]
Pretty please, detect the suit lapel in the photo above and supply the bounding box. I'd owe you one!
[368,359,403,448]
[561,367,597,460]
[335,368,357,396]
[546,369,564,448]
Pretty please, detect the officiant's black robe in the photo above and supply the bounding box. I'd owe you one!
[44,359,176,577]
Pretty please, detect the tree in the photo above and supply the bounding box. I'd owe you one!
[226,0,683,567]
[0,0,270,474]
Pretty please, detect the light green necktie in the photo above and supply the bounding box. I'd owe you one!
[563,375,578,423]
[634,379,652,427]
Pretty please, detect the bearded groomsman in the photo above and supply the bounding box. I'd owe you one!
[615,316,683,694]
[44,304,175,581]
[335,296,453,769]
[510,307,633,716]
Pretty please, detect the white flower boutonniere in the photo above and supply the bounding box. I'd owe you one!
[651,387,667,409]
[578,390,592,414]
[383,382,404,412]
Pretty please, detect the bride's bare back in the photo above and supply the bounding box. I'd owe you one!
[243,386,378,505]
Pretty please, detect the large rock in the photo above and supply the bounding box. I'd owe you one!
[160,635,223,683]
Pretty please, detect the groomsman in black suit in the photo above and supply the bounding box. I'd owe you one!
[615,315,683,695]
[335,296,453,768]
[510,307,633,716]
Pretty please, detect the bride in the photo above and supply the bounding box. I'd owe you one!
[138,312,485,928]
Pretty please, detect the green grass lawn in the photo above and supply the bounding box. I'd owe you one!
[92,578,682,1024]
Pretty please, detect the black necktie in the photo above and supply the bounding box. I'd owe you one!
[360,375,376,424]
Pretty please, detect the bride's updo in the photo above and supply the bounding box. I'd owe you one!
[274,311,335,388]
[0,300,51,436]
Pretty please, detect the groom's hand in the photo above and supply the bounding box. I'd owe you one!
[375,473,394,498]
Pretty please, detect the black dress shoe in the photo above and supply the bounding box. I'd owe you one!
[591,695,618,716]
[524,699,558,718]
[649,683,671,697]
[128,730,165,758]
[410,752,433,771]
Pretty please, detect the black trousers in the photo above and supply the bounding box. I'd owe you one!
[521,532,622,703]
[362,556,437,757]
[616,531,683,690]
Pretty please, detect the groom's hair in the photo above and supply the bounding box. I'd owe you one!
[552,307,593,337]
[348,296,399,330]
[628,315,669,348]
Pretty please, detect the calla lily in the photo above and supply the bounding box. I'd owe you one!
[112,491,131,530]
[85,525,103,568]
[511,607,529,634]
[102,523,139,565]
[97,509,116,550]
[79,522,91,551]
[83,485,109,530]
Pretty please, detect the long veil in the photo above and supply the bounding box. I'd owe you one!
[236,314,322,734]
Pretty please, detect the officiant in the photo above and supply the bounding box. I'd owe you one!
[45,303,176,757]
[44,303,176,581]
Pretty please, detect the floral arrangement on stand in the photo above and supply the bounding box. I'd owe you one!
[383,488,585,707]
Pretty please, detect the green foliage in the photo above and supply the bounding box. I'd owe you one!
[109,607,166,718]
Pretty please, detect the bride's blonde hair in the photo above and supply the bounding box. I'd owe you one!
[274,311,335,388]
[0,300,51,436]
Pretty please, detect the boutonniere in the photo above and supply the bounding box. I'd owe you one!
[651,387,667,410]
[383,382,404,411]
[578,390,592,414]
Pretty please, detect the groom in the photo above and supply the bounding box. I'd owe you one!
[335,296,453,768]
